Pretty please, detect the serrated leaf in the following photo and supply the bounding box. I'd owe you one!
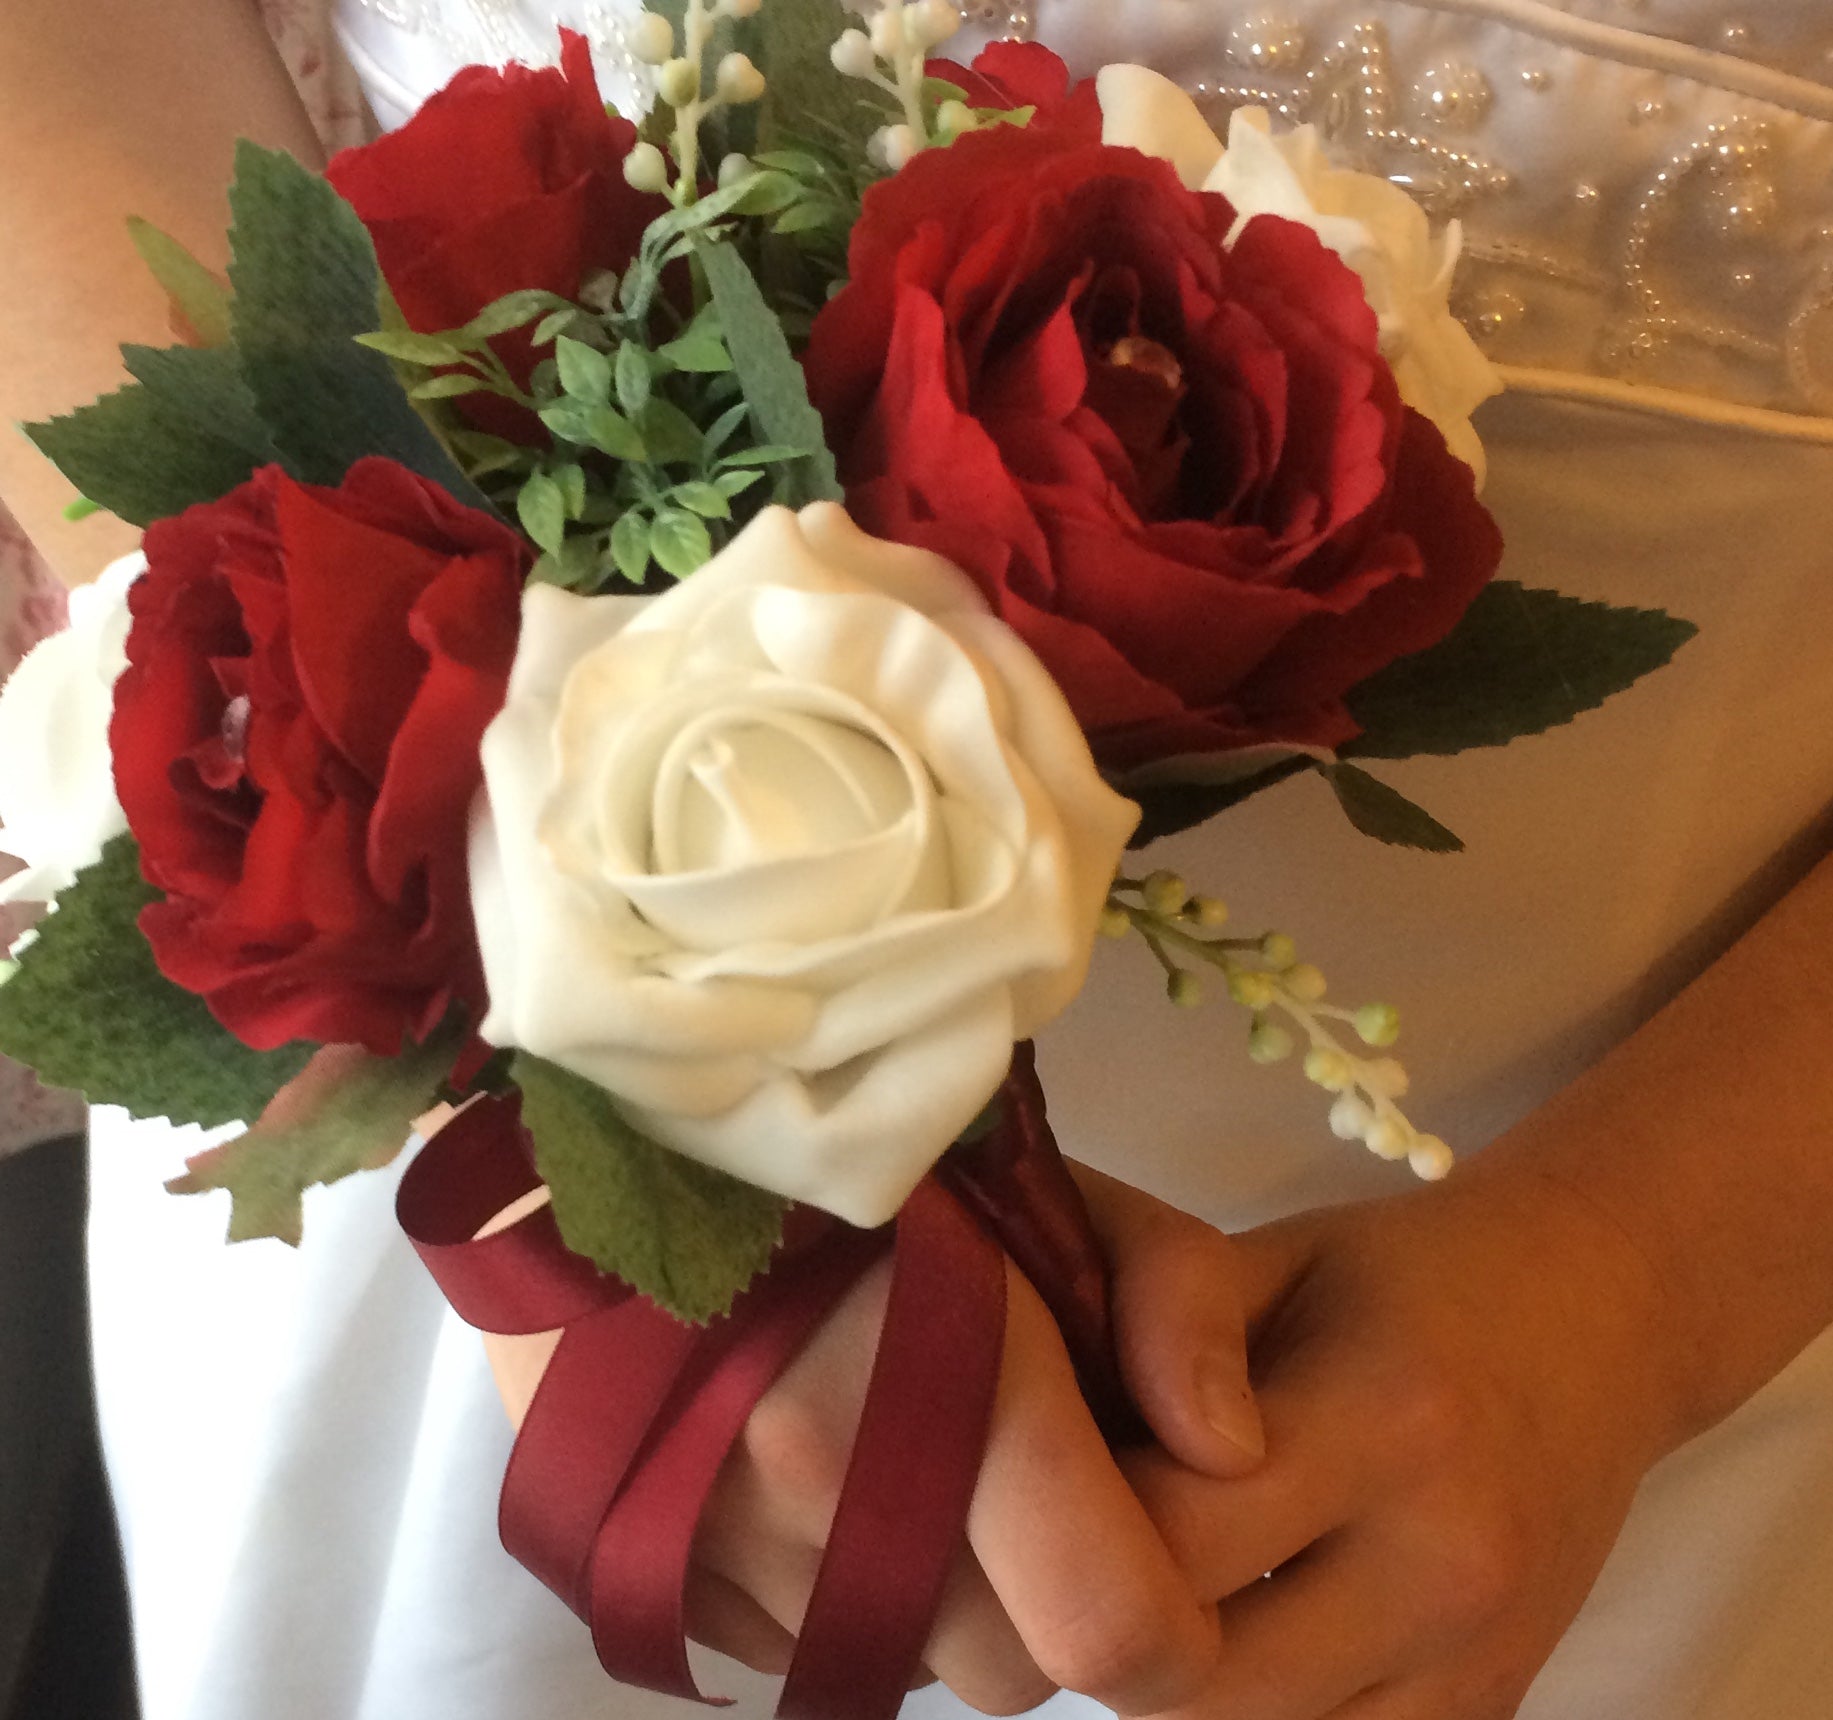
[650,508,714,577]
[670,479,731,519]
[610,509,653,582]
[615,341,653,416]
[696,239,841,505]
[517,469,568,554]
[514,1052,786,1324]
[0,837,314,1124]
[25,344,279,528]
[225,141,487,506]
[1126,755,1311,849]
[556,335,613,403]
[1344,581,1698,760]
[166,1024,462,1245]
[126,217,233,349]
[1322,763,1463,853]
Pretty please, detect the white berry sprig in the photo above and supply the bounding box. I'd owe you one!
[625,0,769,203]
[828,0,970,172]
[1103,871,1453,1180]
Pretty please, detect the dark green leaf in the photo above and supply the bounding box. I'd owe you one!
[753,0,882,156]
[696,239,841,504]
[25,344,278,527]
[1322,763,1464,853]
[166,1024,463,1245]
[0,837,314,1124]
[556,335,613,403]
[225,141,486,505]
[126,217,232,348]
[650,508,714,576]
[639,397,707,466]
[1126,756,1310,849]
[1344,581,1698,760]
[514,1052,787,1324]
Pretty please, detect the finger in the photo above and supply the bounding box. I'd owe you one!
[1138,1534,1427,1720]
[1119,1332,1377,1600]
[1317,1672,1529,1720]
[971,1260,1222,1715]
[921,1544,1058,1716]
[684,1565,798,1675]
[1071,1165,1266,1476]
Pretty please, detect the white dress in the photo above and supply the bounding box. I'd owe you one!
[88,2,1833,1717]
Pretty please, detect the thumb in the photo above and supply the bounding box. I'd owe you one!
[1069,1164,1266,1478]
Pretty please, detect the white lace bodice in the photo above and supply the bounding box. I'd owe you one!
[334,0,1833,417]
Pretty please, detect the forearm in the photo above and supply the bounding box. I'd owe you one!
[1465,845,1833,1452]
[0,0,321,586]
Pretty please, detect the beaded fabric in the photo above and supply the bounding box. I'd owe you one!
[336,0,1833,420]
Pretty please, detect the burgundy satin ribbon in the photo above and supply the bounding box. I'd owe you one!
[396,1052,1121,1720]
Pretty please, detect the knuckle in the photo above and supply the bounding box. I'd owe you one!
[1382,1366,1476,1464]
[1428,1508,1529,1626]
[739,1390,850,1513]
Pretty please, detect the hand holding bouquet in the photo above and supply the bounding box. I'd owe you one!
[0,4,1693,1712]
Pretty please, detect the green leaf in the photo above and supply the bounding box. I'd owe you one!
[719,442,811,467]
[696,239,841,505]
[670,479,732,519]
[1344,581,1698,760]
[0,837,314,1124]
[1322,763,1464,853]
[517,469,568,555]
[713,467,765,498]
[639,397,707,466]
[225,141,486,506]
[658,321,733,374]
[610,509,653,583]
[650,507,714,577]
[460,288,570,340]
[753,0,881,156]
[126,217,232,349]
[353,329,470,366]
[556,335,613,403]
[409,372,490,400]
[538,400,649,462]
[24,344,278,527]
[166,1024,462,1245]
[615,341,653,416]
[705,401,751,455]
[514,1053,787,1324]
[534,306,588,347]
[554,462,588,520]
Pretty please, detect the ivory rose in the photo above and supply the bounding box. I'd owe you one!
[1097,66,1500,480]
[469,504,1139,1227]
[0,554,140,908]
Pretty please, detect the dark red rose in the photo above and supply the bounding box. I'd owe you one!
[114,459,529,1054]
[925,42,1099,140]
[326,31,664,396]
[803,126,1502,770]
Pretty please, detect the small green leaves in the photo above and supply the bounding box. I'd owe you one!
[1321,763,1464,853]
[649,507,715,576]
[167,1022,463,1245]
[556,335,614,402]
[1346,582,1698,760]
[514,1053,787,1324]
[517,468,569,555]
[0,837,315,1125]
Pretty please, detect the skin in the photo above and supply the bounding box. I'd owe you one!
[14,9,1833,1717]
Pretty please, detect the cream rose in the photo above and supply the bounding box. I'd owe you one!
[0,553,141,909]
[470,504,1139,1227]
[1097,66,1500,482]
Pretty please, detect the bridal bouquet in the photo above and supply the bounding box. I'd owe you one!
[0,3,1690,1712]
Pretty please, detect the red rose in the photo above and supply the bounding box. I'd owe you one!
[925,42,1099,140]
[113,459,529,1054]
[326,31,663,391]
[803,126,1502,770]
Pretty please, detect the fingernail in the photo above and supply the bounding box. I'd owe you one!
[1195,1353,1265,1460]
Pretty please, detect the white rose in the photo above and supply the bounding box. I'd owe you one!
[1097,66,1500,483]
[470,504,1139,1227]
[0,552,142,908]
